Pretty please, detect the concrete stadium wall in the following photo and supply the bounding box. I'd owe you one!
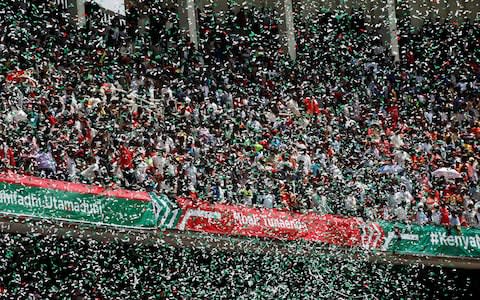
[192,0,480,24]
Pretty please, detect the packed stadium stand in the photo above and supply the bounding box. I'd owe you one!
[1,0,480,298]
[1,0,479,227]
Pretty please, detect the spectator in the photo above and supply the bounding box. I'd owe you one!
[0,0,479,228]
[431,204,441,226]
[416,204,428,226]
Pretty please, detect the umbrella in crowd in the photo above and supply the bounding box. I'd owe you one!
[378,164,404,174]
[432,168,463,179]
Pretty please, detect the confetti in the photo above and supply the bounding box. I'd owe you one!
[0,0,479,298]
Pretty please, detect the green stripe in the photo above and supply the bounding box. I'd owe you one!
[0,182,157,228]
[378,221,480,258]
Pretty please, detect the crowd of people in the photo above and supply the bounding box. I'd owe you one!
[0,0,479,230]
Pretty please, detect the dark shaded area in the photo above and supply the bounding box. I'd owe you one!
[0,232,478,299]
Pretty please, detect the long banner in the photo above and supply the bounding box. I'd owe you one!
[176,198,384,249]
[0,173,178,229]
[1,173,479,259]
[379,221,480,258]
[176,198,480,259]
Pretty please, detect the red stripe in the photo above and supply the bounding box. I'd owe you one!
[0,172,151,202]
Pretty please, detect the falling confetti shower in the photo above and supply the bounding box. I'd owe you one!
[0,0,480,298]
[0,232,478,299]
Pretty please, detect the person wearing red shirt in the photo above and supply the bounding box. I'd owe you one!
[440,203,451,235]
[119,144,134,170]
[0,144,16,170]
[303,97,320,116]
[118,144,135,186]
[386,105,399,130]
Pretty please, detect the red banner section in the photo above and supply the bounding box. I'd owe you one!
[176,198,385,249]
[0,172,150,201]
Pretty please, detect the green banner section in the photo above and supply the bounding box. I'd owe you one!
[379,221,480,258]
[150,193,181,229]
[0,182,157,228]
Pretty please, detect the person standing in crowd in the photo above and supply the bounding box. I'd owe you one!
[0,0,479,228]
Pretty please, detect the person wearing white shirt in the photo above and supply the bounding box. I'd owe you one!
[395,203,408,222]
[390,133,404,149]
[450,211,461,234]
[431,205,441,225]
[164,135,175,153]
[152,150,166,174]
[79,157,99,181]
[297,150,312,175]
[416,206,428,225]
[463,205,477,227]
[135,159,148,184]
[475,207,480,228]
[394,150,410,167]
[286,98,300,116]
[394,185,413,209]
[183,161,198,187]
[66,154,77,181]
[344,194,357,215]
[262,193,274,209]
[381,204,391,221]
